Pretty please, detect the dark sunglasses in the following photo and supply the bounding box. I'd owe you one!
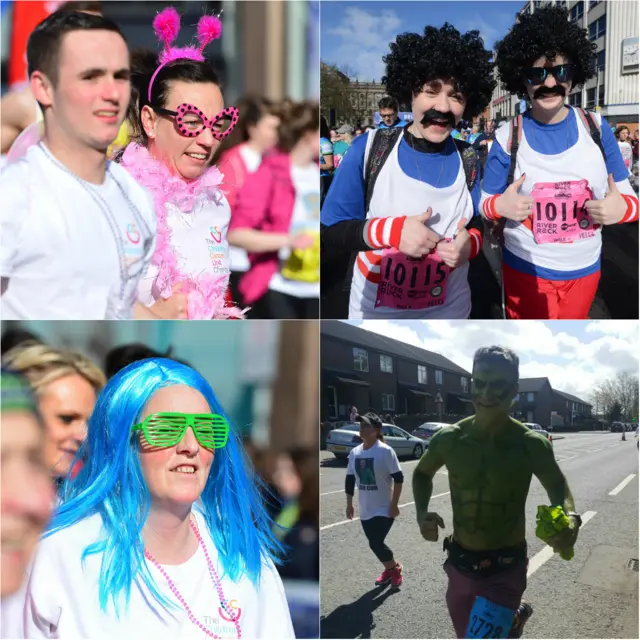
[523,64,576,85]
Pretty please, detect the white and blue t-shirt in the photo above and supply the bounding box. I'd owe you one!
[480,106,634,281]
[320,137,334,177]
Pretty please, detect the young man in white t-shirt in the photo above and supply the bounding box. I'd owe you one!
[0,9,165,320]
[345,412,404,587]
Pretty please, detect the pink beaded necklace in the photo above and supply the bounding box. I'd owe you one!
[144,518,242,639]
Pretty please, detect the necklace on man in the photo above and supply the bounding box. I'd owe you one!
[145,517,242,639]
[39,143,151,314]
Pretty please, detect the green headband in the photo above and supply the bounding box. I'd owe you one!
[1,369,38,414]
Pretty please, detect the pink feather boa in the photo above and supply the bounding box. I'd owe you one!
[120,143,245,320]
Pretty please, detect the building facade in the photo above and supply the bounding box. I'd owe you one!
[513,377,593,427]
[490,0,639,128]
[347,80,387,126]
[321,322,473,423]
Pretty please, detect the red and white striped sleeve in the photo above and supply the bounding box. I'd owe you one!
[362,216,406,250]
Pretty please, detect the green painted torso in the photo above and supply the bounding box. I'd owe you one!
[440,417,538,550]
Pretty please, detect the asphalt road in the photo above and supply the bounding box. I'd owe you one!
[320,432,639,639]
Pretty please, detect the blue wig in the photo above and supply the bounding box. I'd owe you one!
[46,358,284,615]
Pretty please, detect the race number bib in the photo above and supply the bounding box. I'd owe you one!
[281,230,320,283]
[531,179,596,244]
[465,596,514,639]
[375,248,451,311]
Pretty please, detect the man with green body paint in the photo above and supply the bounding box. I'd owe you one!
[413,346,581,639]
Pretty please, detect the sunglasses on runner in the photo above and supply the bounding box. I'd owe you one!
[132,413,229,449]
[154,104,239,140]
[523,64,576,85]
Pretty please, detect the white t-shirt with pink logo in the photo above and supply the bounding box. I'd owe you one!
[19,508,294,639]
[0,144,156,319]
[137,196,232,308]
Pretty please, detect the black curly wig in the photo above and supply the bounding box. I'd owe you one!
[381,23,495,121]
[495,4,597,98]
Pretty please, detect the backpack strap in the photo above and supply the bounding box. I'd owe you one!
[506,113,523,187]
[452,138,478,192]
[364,128,404,213]
[575,107,607,163]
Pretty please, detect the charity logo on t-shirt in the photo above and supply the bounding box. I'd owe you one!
[126,223,141,244]
[356,458,378,490]
[202,598,243,635]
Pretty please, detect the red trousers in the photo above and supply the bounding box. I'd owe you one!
[503,264,600,319]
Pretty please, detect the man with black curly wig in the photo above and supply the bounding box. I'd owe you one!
[320,24,495,319]
[482,4,638,320]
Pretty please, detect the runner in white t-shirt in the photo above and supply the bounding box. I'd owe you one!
[0,9,160,320]
[18,357,294,639]
[615,126,633,174]
[345,412,404,588]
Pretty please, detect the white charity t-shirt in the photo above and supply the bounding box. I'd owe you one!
[268,162,320,298]
[137,196,231,307]
[0,144,156,320]
[347,440,402,521]
[349,132,473,319]
[229,145,262,274]
[618,140,633,172]
[18,509,295,639]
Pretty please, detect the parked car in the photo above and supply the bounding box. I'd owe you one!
[611,422,625,432]
[412,422,450,446]
[523,422,553,444]
[326,422,425,460]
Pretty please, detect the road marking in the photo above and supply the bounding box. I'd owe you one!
[321,489,344,496]
[527,510,597,577]
[609,443,620,448]
[320,491,450,530]
[609,474,637,496]
[556,455,577,462]
[587,448,603,453]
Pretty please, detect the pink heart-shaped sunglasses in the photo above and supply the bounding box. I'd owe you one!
[154,104,239,140]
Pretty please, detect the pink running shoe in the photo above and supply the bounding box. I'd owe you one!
[391,563,403,587]
[375,567,394,586]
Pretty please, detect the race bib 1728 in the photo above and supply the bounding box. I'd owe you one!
[465,596,515,639]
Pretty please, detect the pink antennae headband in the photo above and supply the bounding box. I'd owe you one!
[147,6,223,103]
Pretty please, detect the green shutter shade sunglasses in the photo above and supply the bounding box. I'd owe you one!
[131,413,229,449]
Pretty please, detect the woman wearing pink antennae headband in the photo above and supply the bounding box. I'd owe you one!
[116,6,243,320]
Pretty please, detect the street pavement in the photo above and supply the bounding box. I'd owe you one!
[320,432,639,639]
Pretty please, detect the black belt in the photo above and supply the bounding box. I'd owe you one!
[443,535,527,578]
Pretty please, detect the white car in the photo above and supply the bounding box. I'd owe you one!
[523,422,553,443]
[326,422,425,460]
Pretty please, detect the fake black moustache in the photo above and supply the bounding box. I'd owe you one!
[420,109,456,128]
[533,86,566,100]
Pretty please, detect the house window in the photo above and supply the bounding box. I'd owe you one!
[589,15,606,41]
[353,348,369,372]
[569,91,582,107]
[382,394,395,411]
[515,393,520,402]
[380,354,393,373]
[461,377,469,393]
[596,49,605,70]
[527,392,535,402]
[570,1,584,23]
[598,83,605,106]
[327,386,338,420]
[585,87,596,108]
[418,365,427,384]
[589,0,601,10]
[435,370,443,385]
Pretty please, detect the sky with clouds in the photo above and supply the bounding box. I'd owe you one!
[345,320,639,403]
[321,0,524,81]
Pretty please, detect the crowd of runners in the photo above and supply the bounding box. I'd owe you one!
[320,4,638,321]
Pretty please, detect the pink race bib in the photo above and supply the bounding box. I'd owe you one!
[375,249,451,310]
[531,179,597,244]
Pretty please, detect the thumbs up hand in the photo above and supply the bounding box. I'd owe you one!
[436,218,471,269]
[583,174,627,225]
[494,173,535,222]
[398,208,443,257]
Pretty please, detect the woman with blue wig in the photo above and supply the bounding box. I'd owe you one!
[21,358,294,638]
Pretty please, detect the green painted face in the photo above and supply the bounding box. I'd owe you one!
[471,360,518,416]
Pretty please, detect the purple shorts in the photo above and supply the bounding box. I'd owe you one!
[444,559,528,639]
